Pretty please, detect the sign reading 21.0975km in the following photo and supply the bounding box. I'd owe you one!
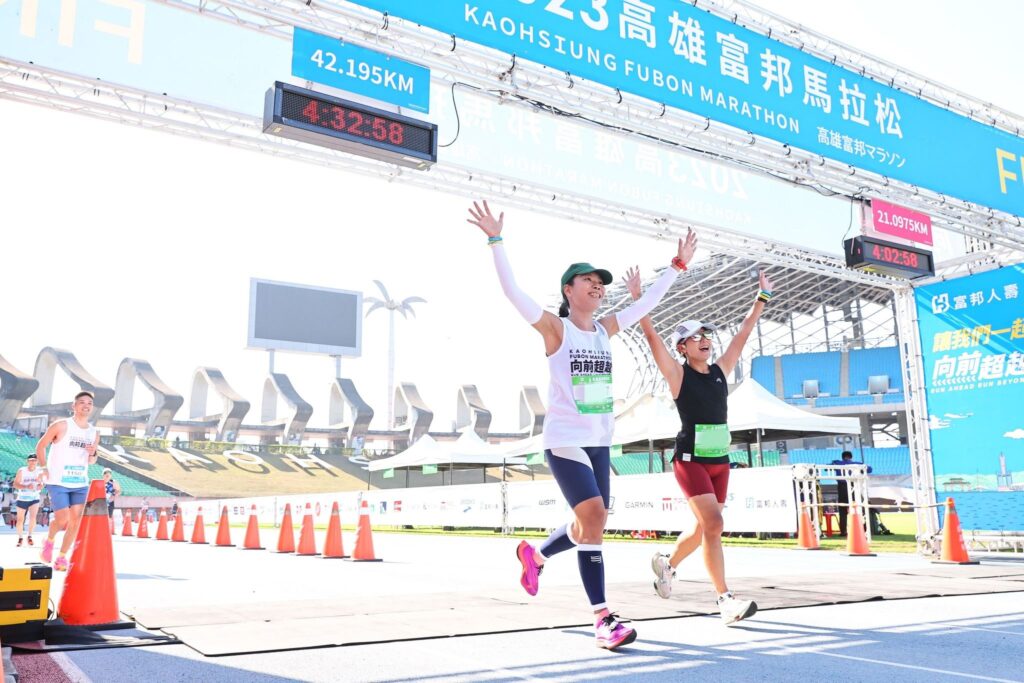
[352,0,1024,218]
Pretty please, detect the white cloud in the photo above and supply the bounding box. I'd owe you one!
[1004,429,1024,439]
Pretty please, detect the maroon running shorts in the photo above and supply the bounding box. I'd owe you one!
[672,459,731,504]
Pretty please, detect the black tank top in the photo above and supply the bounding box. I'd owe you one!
[673,363,730,464]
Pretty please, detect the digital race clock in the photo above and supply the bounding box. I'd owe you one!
[263,81,438,170]
[844,235,935,278]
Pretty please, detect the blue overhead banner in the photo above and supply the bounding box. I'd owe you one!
[291,28,430,113]
[916,264,1024,531]
[353,1,1024,218]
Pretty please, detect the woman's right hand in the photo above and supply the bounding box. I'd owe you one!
[623,266,642,301]
[466,200,503,238]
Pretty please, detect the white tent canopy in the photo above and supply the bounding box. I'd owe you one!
[726,379,861,442]
[611,379,861,446]
[368,432,528,471]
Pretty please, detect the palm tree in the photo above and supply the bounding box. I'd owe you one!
[364,280,426,428]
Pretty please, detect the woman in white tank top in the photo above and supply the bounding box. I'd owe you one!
[468,201,696,650]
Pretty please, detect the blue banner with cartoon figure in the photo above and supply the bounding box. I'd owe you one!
[916,264,1024,530]
[353,1,1024,218]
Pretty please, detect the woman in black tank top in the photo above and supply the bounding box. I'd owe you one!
[626,268,775,625]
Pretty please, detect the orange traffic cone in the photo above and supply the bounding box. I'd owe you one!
[171,511,185,542]
[136,509,150,539]
[121,509,133,537]
[155,509,170,541]
[296,503,317,556]
[215,506,234,547]
[934,498,979,564]
[348,500,381,562]
[190,506,208,544]
[276,503,295,553]
[58,480,121,625]
[845,504,876,556]
[322,501,347,559]
[242,505,264,550]
[797,504,821,550]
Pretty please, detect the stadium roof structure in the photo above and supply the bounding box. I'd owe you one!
[600,251,900,396]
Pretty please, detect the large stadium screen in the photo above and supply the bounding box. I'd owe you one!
[248,279,362,357]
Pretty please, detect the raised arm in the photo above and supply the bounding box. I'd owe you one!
[623,267,684,396]
[600,229,696,337]
[717,271,775,377]
[467,201,563,354]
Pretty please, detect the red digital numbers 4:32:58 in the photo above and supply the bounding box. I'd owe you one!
[300,100,405,146]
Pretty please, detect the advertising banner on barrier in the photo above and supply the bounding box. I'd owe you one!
[505,468,796,533]
[916,264,1024,530]
[353,0,1024,218]
[179,466,797,533]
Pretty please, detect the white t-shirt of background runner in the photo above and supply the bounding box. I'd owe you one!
[543,318,615,451]
[46,418,96,489]
[15,466,42,502]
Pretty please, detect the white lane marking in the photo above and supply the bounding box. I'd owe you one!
[814,651,1021,682]
[50,651,93,683]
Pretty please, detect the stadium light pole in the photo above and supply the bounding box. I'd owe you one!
[364,280,426,429]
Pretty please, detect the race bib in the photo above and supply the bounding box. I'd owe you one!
[61,465,88,486]
[16,489,39,502]
[572,374,613,414]
[694,423,731,458]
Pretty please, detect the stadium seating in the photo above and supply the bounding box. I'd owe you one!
[787,446,909,475]
[815,395,875,408]
[611,452,666,475]
[750,355,776,392]
[751,347,902,408]
[849,347,903,394]
[0,432,169,497]
[781,351,841,398]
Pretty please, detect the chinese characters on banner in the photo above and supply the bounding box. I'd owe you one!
[916,264,1024,531]
[352,0,1024,217]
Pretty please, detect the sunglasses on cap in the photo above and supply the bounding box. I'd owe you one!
[682,331,715,342]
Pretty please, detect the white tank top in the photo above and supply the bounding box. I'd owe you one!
[543,318,615,450]
[46,418,96,489]
[15,466,42,502]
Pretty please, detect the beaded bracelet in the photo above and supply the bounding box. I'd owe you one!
[757,289,773,303]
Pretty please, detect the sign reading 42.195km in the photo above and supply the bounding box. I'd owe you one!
[291,27,430,113]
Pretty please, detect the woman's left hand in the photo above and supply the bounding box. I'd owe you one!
[759,270,775,294]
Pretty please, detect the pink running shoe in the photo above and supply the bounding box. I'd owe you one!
[40,538,54,563]
[595,613,637,650]
[53,555,69,572]
[516,541,541,596]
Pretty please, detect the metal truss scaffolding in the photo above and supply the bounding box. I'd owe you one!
[136,0,1024,252]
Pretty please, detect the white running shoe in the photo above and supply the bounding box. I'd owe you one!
[717,593,757,625]
[650,552,674,599]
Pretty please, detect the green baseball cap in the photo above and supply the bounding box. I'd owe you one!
[560,263,613,288]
